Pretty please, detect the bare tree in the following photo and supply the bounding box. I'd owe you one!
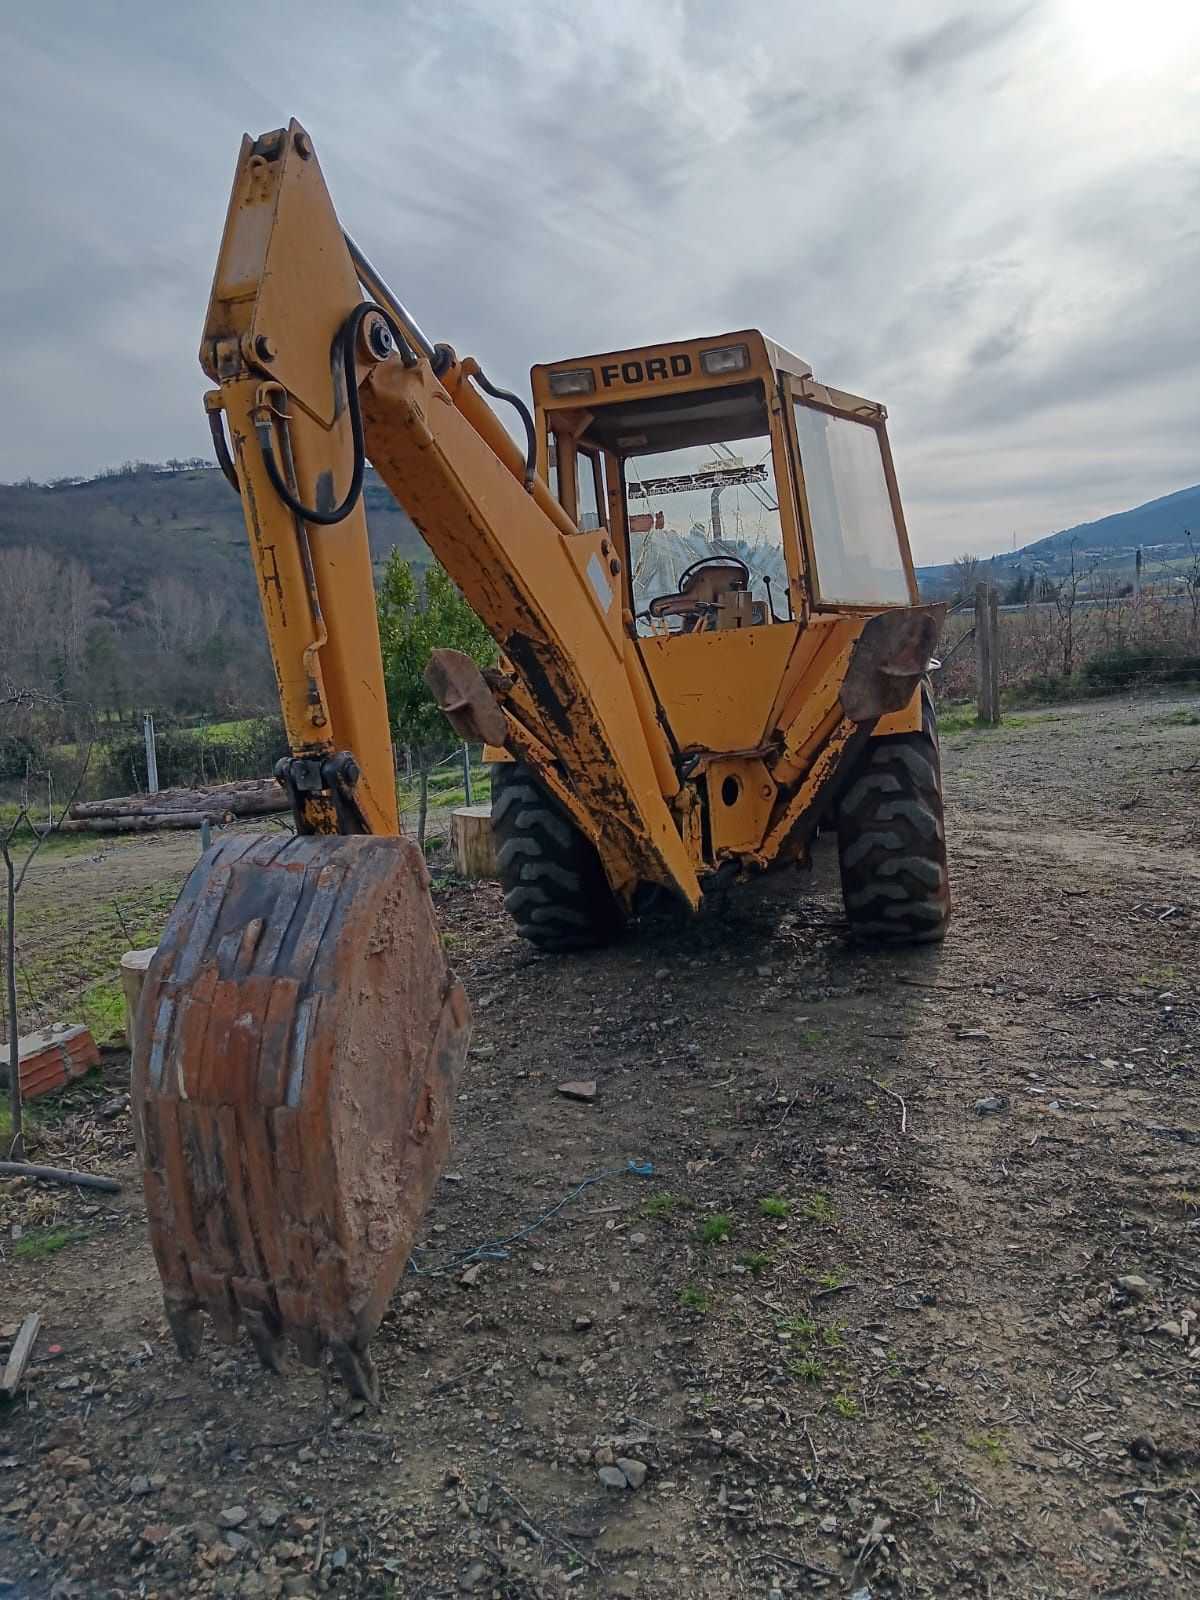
[1048,537,1096,677]
[1,741,93,1158]
[144,574,206,657]
[950,552,983,602]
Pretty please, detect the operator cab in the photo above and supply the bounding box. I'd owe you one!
[531,329,917,629]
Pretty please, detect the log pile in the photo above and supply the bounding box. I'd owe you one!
[66,778,289,834]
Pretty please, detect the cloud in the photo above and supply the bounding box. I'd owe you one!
[0,0,1197,566]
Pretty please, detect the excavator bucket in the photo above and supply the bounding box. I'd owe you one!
[131,832,469,1400]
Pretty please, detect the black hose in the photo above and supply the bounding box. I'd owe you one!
[470,366,538,492]
[255,302,416,527]
[208,406,240,492]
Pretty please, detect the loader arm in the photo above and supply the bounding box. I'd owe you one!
[131,120,702,1399]
[200,120,699,911]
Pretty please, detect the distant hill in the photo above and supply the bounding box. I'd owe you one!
[0,464,426,626]
[917,483,1199,593]
[1023,483,1200,557]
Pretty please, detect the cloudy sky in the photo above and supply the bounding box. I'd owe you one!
[1,0,1197,563]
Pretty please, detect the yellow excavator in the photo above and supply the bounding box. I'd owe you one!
[131,122,949,1400]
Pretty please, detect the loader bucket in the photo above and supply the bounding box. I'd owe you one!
[131,832,469,1400]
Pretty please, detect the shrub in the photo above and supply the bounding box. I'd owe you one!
[1082,644,1199,691]
[93,717,287,794]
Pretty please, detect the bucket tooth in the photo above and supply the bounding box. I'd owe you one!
[132,834,470,1390]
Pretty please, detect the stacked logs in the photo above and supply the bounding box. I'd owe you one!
[66,778,289,834]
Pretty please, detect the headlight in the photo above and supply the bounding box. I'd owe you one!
[699,343,750,375]
[548,367,596,397]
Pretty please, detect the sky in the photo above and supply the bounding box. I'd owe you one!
[0,0,1197,565]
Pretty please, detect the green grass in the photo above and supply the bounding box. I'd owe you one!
[699,1212,733,1244]
[831,1390,860,1419]
[1155,707,1200,726]
[758,1197,791,1219]
[790,1356,826,1383]
[816,1269,845,1290]
[737,1252,771,1275]
[13,1227,76,1260]
[0,1068,105,1139]
[937,704,1036,736]
[799,1028,823,1047]
[967,1430,1007,1466]
[803,1193,835,1224]
[678,1287,709,1312]
[79,975,126,1045]
[645,1191,691,1221]
[777,1313,817,1340]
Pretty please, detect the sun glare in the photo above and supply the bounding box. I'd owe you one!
[1061,0,1200,76]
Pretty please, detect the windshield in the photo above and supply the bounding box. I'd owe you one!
[623,436,786,633]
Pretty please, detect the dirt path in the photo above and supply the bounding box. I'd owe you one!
[2,690,1198,1600]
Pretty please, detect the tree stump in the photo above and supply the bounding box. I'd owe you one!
[451,805,496,879]
[120,948,157,1055]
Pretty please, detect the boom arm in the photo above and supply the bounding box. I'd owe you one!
[201,120,700,910]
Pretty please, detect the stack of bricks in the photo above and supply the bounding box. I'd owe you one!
[11,1024,101,1101]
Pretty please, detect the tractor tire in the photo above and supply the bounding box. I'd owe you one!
[835,687,951,943]
[490,762,625,952]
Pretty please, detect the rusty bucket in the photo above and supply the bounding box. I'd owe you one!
[131,832,469,1399]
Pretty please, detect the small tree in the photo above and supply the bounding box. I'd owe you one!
[1048,537,1096,677]
[951,552,983,602]
[0,689,93,1159]
[376,553,496,846]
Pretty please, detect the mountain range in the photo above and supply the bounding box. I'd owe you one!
[915,483,1199,591]
[1,464,1195,622]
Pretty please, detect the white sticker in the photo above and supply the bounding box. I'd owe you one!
[586,551,614,613]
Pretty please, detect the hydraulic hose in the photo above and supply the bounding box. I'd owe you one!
[255,302,415,527]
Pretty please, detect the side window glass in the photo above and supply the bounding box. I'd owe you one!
[793,405,910,605]
[577,450,603,531]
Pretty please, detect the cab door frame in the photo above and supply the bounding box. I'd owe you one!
[777,373,919,612]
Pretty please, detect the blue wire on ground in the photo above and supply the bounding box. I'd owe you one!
[408,1158,655,1276]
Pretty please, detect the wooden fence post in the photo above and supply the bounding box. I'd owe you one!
[975,582,1000,725]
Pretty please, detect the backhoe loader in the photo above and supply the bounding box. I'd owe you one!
[131,122,949,1400]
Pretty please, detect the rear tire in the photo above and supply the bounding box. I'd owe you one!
[835,687,951,943]
[490,763,625,952]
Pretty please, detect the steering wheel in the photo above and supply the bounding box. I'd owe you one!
[677,554,751,590]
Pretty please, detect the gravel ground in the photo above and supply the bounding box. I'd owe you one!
[1,688,1198,1600]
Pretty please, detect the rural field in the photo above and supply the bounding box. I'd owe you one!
[2,689,1198,1600]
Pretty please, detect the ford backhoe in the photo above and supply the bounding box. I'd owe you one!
[131,121,949,1400]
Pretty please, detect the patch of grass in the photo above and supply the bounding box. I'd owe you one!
[777,1313,817,1341]
[1137,966,1176,987]
[644,1191,691,1221]
[14,1227,75,1260]
[816,1269,845,1289]
[790,1356,825,1383]
[831,1390,860,1419]
[737,1252,771,1276]
[937,704,1035,736]
[818,1322,843,1349]
[0,1068,105,1139]
[758,1196,790,1219]
[799,1028,823,1047]
[967,1430,1007,1466]
[1174,1191,1200,1213]
[678,1287,709,1312]
[699,1211,733,1244]
[79,974,126,1046]
[1155,706,1200,726]
[803,1192,835,1224]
